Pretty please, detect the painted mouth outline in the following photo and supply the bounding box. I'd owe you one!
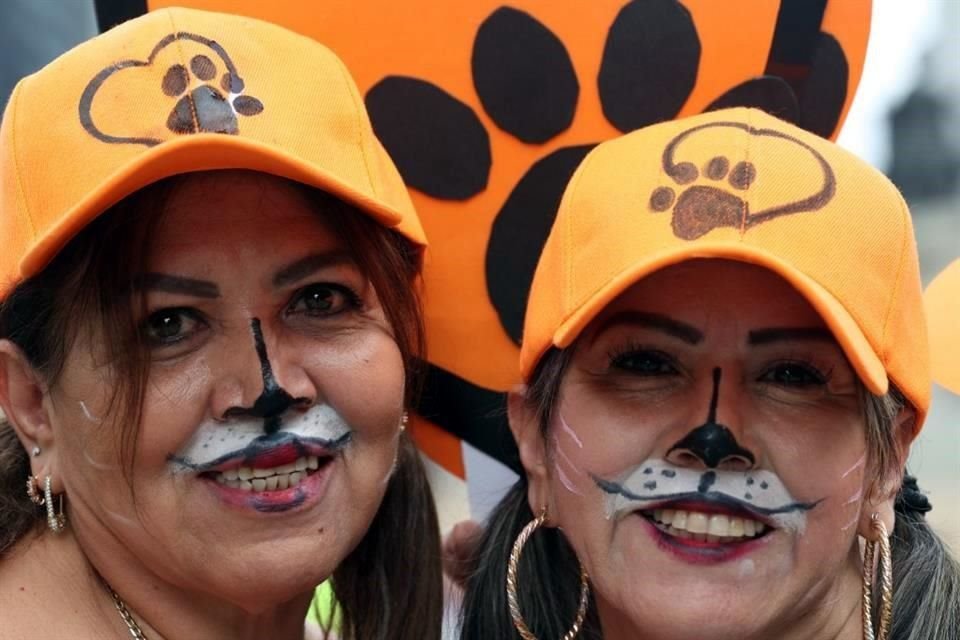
[593,475,821,531]
[168,431,353,474]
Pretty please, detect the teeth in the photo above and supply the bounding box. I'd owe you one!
[707,514,730,537]
[729,517,744,537]
[687,512,709,534]
[212,456,321,492]
[648,508,767,541]
[673,510,688,529]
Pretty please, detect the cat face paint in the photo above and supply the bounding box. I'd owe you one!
[167,403,352,474]
[166,316,355,511]
[592,369,822,534]
[593,460,819,534]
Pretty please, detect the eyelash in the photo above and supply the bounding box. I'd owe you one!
[141,282,363,351]
[605,342,834,390]
[757,359,832,388]
[606,342,681,377]
[284,282,364,317]
[141,307,209,348]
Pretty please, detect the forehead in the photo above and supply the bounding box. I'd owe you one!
[592,259,826,332]
[147,171,343,265]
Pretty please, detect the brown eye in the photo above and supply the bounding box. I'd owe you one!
[143,308,205,346]
[611,349,678,376]
[760,362,826,387]
[287,283,361,317]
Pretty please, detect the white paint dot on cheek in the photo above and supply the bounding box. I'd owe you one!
[738,558,756,579]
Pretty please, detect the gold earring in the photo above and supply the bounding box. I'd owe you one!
[43,476,66,534]
[862,513,893,640]
[26,475,44,505]
[399,411,408,433]
[506,507,590,640]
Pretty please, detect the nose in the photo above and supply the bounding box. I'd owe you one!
[218,318,313,433]
[664,368,755,471]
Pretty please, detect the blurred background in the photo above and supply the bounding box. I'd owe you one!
[1,0,957,549]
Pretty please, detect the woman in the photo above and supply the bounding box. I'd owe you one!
[461,108,959,640]
[0,8,441,639]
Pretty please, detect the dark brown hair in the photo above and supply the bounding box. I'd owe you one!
[0,173,442,639]
[460,347,959,640]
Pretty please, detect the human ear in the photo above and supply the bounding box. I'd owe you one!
[0,340,57,481]
[507,386,550,519]
[857,406,916,539]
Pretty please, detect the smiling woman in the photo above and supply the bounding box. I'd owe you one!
[0,9,440,640]
[460,109,959,640]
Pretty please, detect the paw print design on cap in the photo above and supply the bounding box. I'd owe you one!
[649,120,836,240]
[161,51,263,135]
[79,32,264,147]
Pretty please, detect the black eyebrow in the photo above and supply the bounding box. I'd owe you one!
[137,273,220,298]
[748,327,836,345]
[593,311,704,345]
[272,251,357,288]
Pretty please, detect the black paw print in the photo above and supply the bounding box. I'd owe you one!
[650,155,757,240]
[366,1,852,467]
[162,54,263,135]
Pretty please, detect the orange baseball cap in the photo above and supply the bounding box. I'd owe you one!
[0,7,425,300]
[924,259,960,395]
[521,108,930,430]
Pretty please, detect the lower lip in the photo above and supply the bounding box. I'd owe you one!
[203,460,335,514]
[637,514,770,564]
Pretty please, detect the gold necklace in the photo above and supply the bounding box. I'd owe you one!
[102,579,148,639]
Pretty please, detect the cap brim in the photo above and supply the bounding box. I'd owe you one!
[925,258,960,394]
[553,243,889,397]
[20,133,422,279]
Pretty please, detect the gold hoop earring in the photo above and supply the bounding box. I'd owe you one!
[862,513,893,640]
[26,475,44,505]
[506,507,590,640]
[43,476,66,534]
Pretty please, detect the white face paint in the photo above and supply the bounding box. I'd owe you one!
[167,404,352,473]
[594,458,820,534]
[79,400,100,423]
[552,414,586,496]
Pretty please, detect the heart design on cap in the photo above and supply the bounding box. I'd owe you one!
[79,32,264,147]
[648,121,836,240]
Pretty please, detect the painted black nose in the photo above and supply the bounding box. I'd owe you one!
[223,318,309,433]
[665,368,755,470]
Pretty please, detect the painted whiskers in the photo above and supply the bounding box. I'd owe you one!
[167,403,353,474]
[593,460,821,534]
